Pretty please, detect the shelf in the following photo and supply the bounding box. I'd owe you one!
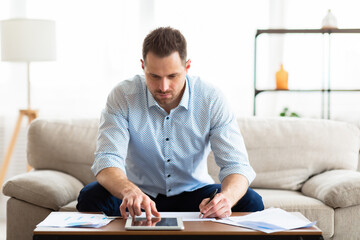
[253,28,360,119]
[255,89,360,96]
[256,28,360,36]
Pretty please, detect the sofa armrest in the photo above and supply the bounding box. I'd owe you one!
[2,170,84,210]
[301,169,360,208]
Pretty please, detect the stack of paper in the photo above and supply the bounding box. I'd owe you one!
[214,208,316,233]
[36,212,113,228]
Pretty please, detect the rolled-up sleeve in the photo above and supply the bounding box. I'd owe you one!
[92,87,130,176]
[209,90,256,185]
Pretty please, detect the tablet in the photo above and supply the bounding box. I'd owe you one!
[125,217,184,230]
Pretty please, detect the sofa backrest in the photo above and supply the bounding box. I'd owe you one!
[28,117,360,189]
[28,118,99,185]
[237,117,360,190]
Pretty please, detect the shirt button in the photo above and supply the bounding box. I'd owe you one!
[168,189,171,192]
[166,117,170,120]
[167,174,171,178]
[165,138,170,141]
[167,159,171,163]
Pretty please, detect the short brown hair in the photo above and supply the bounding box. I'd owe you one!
[142,27,187,65]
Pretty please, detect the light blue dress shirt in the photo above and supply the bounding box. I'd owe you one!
[92,75,256,198]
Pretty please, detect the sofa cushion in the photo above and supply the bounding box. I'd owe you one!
[2,170,84,210]
[28,118,99,185]
[59,200,77,212]
[238,117,360,190]
[255,188,334,239]
[302,170,360,208]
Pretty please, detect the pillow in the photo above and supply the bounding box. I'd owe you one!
[2,170,84,210]
[302,170,360,208]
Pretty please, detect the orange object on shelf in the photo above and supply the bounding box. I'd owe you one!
[276,64,288,90]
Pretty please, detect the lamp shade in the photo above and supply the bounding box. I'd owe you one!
[1,18,56,62]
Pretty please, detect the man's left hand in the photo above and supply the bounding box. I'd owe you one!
[198,192,232,218]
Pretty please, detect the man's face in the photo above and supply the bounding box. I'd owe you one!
[141,51,191,113]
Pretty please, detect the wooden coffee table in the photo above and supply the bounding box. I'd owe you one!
[33,212,323,240]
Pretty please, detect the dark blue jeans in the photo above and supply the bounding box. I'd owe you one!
[76,181,264,216]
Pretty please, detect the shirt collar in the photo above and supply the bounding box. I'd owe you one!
[147,88,157,108]
[147,76,190,111]
[178,76,189,110]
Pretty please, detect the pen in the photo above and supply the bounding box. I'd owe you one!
[199,189,218,218]
[208,189,218,202]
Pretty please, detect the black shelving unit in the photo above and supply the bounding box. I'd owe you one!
[253,28,360,119]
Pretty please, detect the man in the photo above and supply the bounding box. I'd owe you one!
[77,27,264,220]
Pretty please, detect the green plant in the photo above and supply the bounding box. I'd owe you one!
[280,107,300,117]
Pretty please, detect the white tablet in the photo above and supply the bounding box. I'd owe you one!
[125,217,184,230]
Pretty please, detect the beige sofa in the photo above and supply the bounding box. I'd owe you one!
[2,117,360,240]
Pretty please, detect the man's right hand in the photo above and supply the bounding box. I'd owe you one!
[96,167,160,221]
[120,187,160,220]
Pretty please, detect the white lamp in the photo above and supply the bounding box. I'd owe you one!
[0,18,56,186]
[1,18,56,109]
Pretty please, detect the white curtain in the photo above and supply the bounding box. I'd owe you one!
[1,0,360,129]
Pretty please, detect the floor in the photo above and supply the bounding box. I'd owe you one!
[0,220,5,240]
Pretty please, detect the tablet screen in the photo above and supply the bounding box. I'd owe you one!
[131,218,177,226]
[125,217,184,230]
